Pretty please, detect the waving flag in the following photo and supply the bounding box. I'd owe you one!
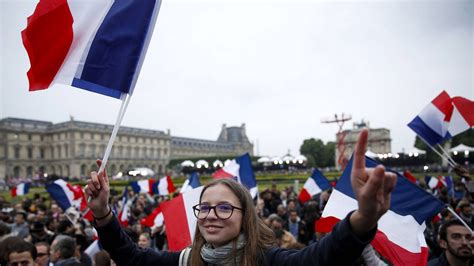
[21,0,162,99]
[161,186,203,251]
[118,187,130,227]
[11,183,30,197]
[156,176,176,196]
[424,175,453,192]
[449,96,474,136]
[141,206,164,229]
[180,172,201,194]
[130,179,156,195]
[212,153,258,198]
[317,156,445,266]
[299,169,331,203]
[407,91,453,146]
[46,179,87,211]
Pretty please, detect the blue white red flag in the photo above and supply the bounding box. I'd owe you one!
[46,179,87,211]
[408,91,474,146]
[424,175,453,192]
[317,156,445,266]
[21,0,162,99]
[161,186,203,251]
[407,91,453,146]
[84,239,103,259]
[130,179,156,195]
[299,169,331,203]
[180,172,201,194]
[11,183,30,197]
[156,176,176,196]
[118,187,130,227]
[212,153,258,198]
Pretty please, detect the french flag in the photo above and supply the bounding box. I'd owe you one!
[424,175,453,192]
[141,206,164,229]
[449,96,474,136]
[316,156,445,266]
[408,91,453,146]
[212,153,258,198]
[84,239,103,260]
[180,172,201,194]
[161,186,203,251]
[11,183,30,197]
[46,179,87,211]
[21,0,162,99]
[130,179,156,195]
[298,169,331,203]
[156,176,176,196]
[118,187,130,227]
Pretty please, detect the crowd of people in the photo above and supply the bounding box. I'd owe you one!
[0,136,473,265]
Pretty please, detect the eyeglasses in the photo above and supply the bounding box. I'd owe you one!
[192,203,243,220]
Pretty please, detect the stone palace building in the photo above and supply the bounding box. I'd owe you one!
[0,118,253,179]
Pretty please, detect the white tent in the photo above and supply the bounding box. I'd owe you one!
[196,160,209,169]
[257,156,271,164]
[181,160,195,167]
[365,150,377,159]
[128,167,154,176]
[450,144,474,153]
[213,159,223,168]
[405,147,426,156]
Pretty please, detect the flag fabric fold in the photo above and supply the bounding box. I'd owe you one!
[180,172,201,194]
[11,183,30,197]
[298,169,331,203]
[46,179,87,211]
[118,187,130,227]
[316,156,445,266]
[22,0,162,99]
[141,206,164,229]
[156,176,176,196]
[212,153,258,198]
[130,179,156,195]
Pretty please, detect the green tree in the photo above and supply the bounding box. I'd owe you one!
[300,138,335,167]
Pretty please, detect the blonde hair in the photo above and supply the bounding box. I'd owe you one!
[190,179,275,265]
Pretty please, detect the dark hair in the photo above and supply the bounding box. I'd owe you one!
[190,179,275,266]
[0,236,24,265]
[439,219,466,241]
[94,250,111,266]
[57,220,73,234]
[7,239,37,261]
[53,236,76,259]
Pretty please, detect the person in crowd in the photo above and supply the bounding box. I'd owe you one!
[138,232,152,249]
[85,128,397,265]
[94,250,112,266]
[6,238,37,266]
[10,211,30,239]
[457,202,473,229]
[428,219,473,266]
[284,209,308,243]
[50,235,81,266]
[0,236,24,266]
[35,242,50,266]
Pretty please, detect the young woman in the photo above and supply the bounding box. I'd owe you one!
[85,129,397,265]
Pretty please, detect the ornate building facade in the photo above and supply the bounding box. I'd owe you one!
[0,118,253,179]
[336,121,391,168]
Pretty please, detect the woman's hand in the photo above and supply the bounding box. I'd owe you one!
[85,160,111,223]
[350,129,397,236]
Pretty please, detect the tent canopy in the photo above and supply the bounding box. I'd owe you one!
[450,144,474,153]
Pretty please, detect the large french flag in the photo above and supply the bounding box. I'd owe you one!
[21,0,162,99]
[449,96,474,136]
[130,179,156,195]
[180,172,201,194]
[298,169,331,203]
[161,186,203,251]
[407,91,453,146]
[317,156,445,266]
[212,153,258,198]
[11,183,30,197]
[46,179,87,211]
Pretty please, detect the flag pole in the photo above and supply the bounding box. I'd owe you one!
[98,93,132,175]
[418,138,456,168]
[447,207,474,234]
[436,144,457,166]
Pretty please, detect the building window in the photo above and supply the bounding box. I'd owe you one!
[28,134,32,140]
[14,146,20,159]
[28,147,33,159]
[81,132,84,139]
[40,135,44,141]
[40,148,45,159]
[163,148,168,155]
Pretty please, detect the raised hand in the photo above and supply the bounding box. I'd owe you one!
[85,159,111,223]
[349,129,397,236]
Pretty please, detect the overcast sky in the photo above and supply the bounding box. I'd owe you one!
[1,0,473,157]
